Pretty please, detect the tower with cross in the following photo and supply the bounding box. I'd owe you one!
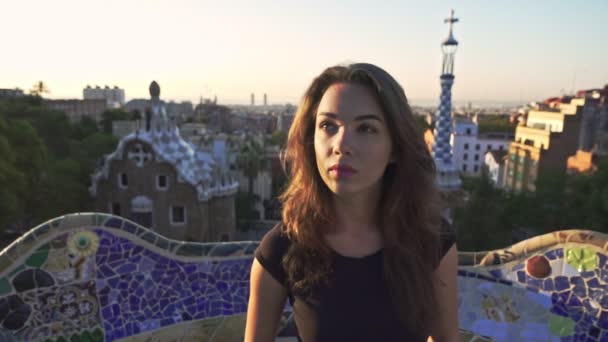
[432,9,462,190]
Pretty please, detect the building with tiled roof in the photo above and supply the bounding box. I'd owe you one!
[89,81,239,242]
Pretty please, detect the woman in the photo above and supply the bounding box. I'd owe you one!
[245,63,459,341]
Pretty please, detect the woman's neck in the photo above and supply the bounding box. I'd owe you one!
[330,190,381,236]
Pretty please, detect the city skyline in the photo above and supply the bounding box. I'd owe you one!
[3,0,607,105]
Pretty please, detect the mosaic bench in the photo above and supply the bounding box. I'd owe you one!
[0,213,607,341]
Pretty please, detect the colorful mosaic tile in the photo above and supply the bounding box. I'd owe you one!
[0,213,607,341]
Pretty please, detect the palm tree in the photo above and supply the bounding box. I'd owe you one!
[236,136,264,196]
[30,81,50,97]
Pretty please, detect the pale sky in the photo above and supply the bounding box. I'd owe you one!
[2,0,607,106]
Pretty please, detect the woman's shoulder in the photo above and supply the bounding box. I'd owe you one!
[254,222,292,287]
[258,222,291,255]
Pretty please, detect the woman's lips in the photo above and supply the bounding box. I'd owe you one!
[328,164,358,177]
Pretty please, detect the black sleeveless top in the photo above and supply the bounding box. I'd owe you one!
[254,222,456,342]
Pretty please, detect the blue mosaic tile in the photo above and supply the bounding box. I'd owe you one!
[544,278,555,291]
[488,269,503,279]
[512,263,525,271]
[582,271,596,278]
[555,276,571,291]
[598,253,607,268]
[571,308,584,322]
[574,285,588,298]
[517,270,526,283]
[104,218,123,229]
[551,304,569,317]
[568,295,582,307]
[583,299,600,318]
[545,249,559,260]
[587,278,601,288]
[599,269,608,283]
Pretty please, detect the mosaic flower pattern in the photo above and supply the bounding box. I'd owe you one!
[68,231,100,258]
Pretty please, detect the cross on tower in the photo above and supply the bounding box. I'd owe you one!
[128,143,152,167]
[444,9,458,32]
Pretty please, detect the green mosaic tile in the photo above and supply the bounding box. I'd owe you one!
[565,247,597,272]
[25,249,49,268]
[548,314,575,336]
[0,277,12,296]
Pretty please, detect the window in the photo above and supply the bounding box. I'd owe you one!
[463,153,468,160]
[462,164,467,172]
[499,145,504,151]
[474,165,479,172]
[170,206,186,225]
[464,143,469,150]
[475,144,480,151]
[111,202,121,216]
[157,174,168,190]
[474,154,479,161]
[466,128,471,135]
[118,173,128,188]
[487,144,492,150]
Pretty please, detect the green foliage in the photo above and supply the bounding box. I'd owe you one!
[0,133,26,230]
[269,130,287,148]
[455,164,608,251]
[100,109,132,134]
[72,116,99,140]
[235,191,260,231]
[236,137,264,195]
[477,115,516,134]
[0,97,121,233]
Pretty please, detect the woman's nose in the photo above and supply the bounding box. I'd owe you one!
[332,128,352,156]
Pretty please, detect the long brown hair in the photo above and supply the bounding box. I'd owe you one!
[279,63,443,335]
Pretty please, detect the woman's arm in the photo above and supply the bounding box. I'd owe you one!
[245,258,288,342]
[429,244,459,342]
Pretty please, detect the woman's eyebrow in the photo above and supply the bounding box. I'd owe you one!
[317,112,383,122]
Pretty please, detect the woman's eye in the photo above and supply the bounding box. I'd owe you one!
[358,124,377,133]
[319,121,337,131]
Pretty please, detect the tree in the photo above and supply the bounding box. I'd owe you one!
[77,133,118,174]
[235,192,260,231]
[29,81,50,97]
[100,109,131,134]
[237,136,264,196]
[72,116,99,140]
[36,158,89,222]
[269,130,288,148]
[4,120,49,227]
[0,115,27,231]
[477,115,516,134]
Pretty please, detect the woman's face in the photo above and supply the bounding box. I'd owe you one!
[314,82,394,198]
